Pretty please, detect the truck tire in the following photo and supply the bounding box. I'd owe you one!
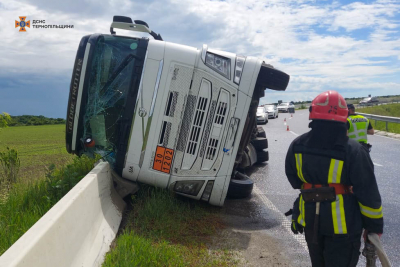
[227,172,253,199]
[256,63,290,91]
[251,137,268,151]
[257,150,269,163]
[257,127,266,138]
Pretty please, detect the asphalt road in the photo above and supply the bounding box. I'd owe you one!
[233,109,400,266]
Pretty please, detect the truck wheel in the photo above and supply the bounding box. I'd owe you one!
[257,127,266,138]
[251,137,268,151]
[257,150,269,163]
[227,172,253,199]
[255,63,290,91]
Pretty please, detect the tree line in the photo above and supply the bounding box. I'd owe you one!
[8,115,65,126]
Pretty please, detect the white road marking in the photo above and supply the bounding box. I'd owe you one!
[254,186,308,251]
[290,131,299,136]
[373,162,383,167]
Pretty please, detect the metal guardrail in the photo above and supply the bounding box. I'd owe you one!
[358,112,400,132]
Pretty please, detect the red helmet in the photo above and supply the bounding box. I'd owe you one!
[309,90,348,122]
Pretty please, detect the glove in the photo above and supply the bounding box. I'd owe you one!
[363,229,382,241]
[291,220,304,234]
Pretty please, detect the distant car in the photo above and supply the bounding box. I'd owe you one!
[264,104,278,118]
[256,106,269,124]
[359,97,379,105]
[277,102,295,113]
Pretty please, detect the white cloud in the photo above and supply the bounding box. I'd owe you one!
[1,0,399,105]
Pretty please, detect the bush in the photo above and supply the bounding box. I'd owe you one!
[0,112,11,128]
[0,147,20,189]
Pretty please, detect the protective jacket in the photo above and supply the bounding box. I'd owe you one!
[347,114,372,143]
[286,122,383,236]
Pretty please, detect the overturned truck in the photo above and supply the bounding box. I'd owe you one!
[66,16,290,206]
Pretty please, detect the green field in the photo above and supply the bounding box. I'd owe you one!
[358,103,400,134]
[0,124,74,183]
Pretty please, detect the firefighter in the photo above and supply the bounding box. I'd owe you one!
[347,104,374,151]
[285,91,383,267]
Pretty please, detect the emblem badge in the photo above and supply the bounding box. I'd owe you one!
[138,108,147,117]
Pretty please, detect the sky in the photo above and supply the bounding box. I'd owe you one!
[0,0,399,118]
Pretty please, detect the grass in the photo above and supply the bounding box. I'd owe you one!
[0,155,96,255]
[0,124,74,183]
[103,187,238,267]
[358,103,400,134]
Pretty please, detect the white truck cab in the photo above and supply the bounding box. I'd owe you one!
[66,16,290,206]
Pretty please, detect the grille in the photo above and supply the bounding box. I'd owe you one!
[199,100,216,158]
[163,122,172,147]
[214,101,227,125]
[205,138,219,160]
[186,97,208,155]
[176,95,197,151]
[169,92,178,117]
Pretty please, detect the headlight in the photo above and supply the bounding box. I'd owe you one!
[234,56,246,84]
[205,52,231,79]
[174,180,205,196]
[201,181,214,201]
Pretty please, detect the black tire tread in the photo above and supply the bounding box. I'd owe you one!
[251,137,268,150]
[256,63,290,91]
[227,175,254,199]
[257,150,269,163]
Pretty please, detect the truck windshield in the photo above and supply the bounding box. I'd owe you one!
[80,35,142,165]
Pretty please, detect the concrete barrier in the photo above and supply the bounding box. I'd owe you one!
[0,162,126,267]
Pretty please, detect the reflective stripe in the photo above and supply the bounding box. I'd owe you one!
[359,202,383,219]
[348,116,369,143]
[295,153,307,183]
[297,195,306,226]
[332,195,347,234]
[328,159,344,183]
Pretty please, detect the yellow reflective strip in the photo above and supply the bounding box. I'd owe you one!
[298,154,307,183]
[359,203,383,219]
[297,195,306,226]
[360,210,383,219]
[336,160,344,183]
[328,159,335,183]
[332,196,339,234]
[295,154,301,181]
[338,195,347,234]
[295,154,306,183]
[359,203,382,213]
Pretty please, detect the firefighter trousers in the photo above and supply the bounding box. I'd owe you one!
[305,228,362,267]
